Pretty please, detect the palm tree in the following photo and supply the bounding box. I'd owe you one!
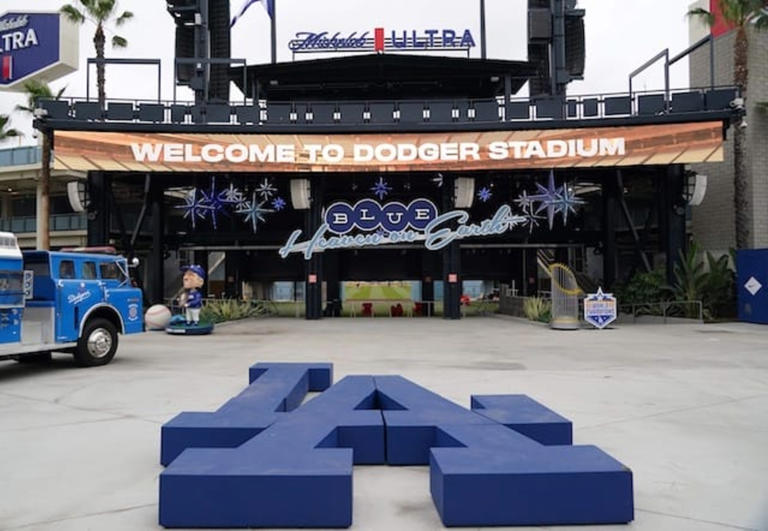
[15,80,66,250]
[60,1,133,109]
[688,1,768,249]
[0,115,21,143]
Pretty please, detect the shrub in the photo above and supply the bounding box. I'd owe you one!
[199,299,267,323]
[614,268,668,306]
[523,297,552,323]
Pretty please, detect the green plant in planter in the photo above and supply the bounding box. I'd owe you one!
[670,242,736,320]
[523,297,552,323]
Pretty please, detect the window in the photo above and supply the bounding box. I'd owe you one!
[25,261,50,277]
[59,260,75,279]
[82,262,97,280]
[100,261,127,283]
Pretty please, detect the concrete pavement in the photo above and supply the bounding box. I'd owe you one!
[0,317,767,530]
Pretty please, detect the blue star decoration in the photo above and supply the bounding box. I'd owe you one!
[256,178,277,201]
[522,170,585,230]
[175,189,213,230]
[236,191,274,233]
[527,170,562,229]
[555,184,586,225]
[271,196,286,212]
[477,186,493,203]
[371,177,392,200]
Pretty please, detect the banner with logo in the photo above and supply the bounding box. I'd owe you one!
[265,0,527,62]
[53,121,725,173]
[0,11,79,91]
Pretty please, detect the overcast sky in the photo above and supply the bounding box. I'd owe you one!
[0,0,697,144]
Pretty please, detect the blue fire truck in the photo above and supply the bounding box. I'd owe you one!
[0,233,144,367]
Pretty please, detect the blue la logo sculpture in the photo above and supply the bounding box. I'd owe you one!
[159,363,634,527]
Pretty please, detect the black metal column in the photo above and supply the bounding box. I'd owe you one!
[324,251,341,317]
[87,171,109,246]
[664,165,687,285]
[523,248,539,296]
[441,175,461,320]
[193,250,209,297]
[602,176,619,288]
[305,176,324,320]
[149,178,165,305]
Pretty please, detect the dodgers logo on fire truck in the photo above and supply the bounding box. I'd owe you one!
[288,27,476,54]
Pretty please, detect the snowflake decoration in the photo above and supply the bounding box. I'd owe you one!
[236,191,274,232]
[219,183,245,206]
[175,189,213,230]
[199,177,229,230]
[514,189,534,210]
[271,196,287,211]
[519,201,546,234]
[477,186,493,203]
[256,178,277,201]
[370,177,392,200]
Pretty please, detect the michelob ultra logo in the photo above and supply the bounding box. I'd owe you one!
[325,199,438,234]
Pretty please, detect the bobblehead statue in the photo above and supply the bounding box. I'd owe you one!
[166,264,214,335]
[180,265,205,325]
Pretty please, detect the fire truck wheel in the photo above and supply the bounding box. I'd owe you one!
[75,318,119,367]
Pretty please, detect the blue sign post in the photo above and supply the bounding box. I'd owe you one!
[0,12,78,91]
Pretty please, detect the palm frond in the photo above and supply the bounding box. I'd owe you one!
[95,0,117,20]
[752,6,768,29]
[116,10,133,26]
[111,35,128,48]
[687,7,715,27]
[60,4,86,23]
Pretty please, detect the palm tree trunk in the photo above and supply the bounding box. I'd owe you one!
[39,132,51,250]
[94,24,106,109]
[733,26,749,249]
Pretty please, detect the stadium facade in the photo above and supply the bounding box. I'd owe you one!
[27,0,740,319]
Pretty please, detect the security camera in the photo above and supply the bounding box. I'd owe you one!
[32,131,39,140]
[731,97,745,110]
[33,108,48,119]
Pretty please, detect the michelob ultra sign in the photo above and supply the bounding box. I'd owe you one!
[53,122,724,173]
[0,12,79,91]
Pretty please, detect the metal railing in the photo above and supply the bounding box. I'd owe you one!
[619,300,703,323]
[37,85,740,128]
[0,146,41,167]
[0,214,87,233]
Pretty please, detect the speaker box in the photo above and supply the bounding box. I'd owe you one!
[290,179,311,210]
[454,177,475,209]
[67,181,88,213]
[208,0,231,102]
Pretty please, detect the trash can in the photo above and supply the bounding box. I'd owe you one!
[736,249,768,324]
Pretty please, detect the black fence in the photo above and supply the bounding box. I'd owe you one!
[38,86,739,128]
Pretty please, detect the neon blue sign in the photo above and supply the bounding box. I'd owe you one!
[278,198,528,260]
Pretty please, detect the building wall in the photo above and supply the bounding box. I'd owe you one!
[689,25,768,252]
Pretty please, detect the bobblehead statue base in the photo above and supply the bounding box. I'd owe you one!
[165,265,214,336]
